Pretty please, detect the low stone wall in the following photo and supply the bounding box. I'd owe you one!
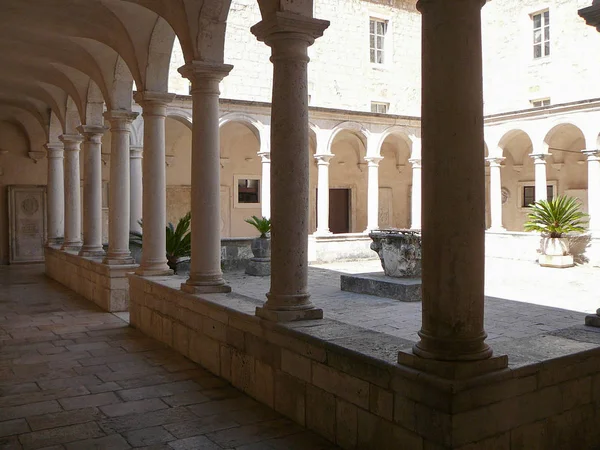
[129,275,600,449]
[308,233,376,263]
[45,246,137,312]
[221,237,253,271]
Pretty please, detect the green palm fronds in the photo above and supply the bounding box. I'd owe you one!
[524,195,588,238]
[244,215,271,238]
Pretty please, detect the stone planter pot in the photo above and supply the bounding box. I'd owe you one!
[369,229,422,278]
[246,237,271,276]
[539,237,574,268]
[250,237,271,260]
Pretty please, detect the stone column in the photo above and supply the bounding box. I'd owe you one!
[486,157,505,231]
[103,111,138,265]
[365,156,383,232]
[77,125,107,257]
[409,158,422,230]
[410,0,494,362]
[45,143,64,246]
[179,62,232,293]
[133,92,175,276]
[130,146,143,234]
[59,134,84,251]
[585,150,600,233]
[315,154,333,235]
[251,12,329,322]
[532,153,548,202]
[259,151,271,219]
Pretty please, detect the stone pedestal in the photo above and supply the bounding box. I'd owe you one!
[251,12,329,322]
[585,309,600,327]
[341,273,421,302]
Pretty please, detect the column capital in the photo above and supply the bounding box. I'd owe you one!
[130,146,143,159]
[409,158,422,168]
[44,143,64,158]
[178,61,233,94]
[133,91,175,116]
[258,151,271,163]
[583,149,600,161]
[103,110,139,131]
[530,153,548,164]
[485,156,505,167]
[59,134,84,151]
[251,12,330,51]
[314,153,333,165]
[77,125,107,143]
[365,156,383,167]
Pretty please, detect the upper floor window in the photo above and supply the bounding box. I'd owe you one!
[370,18,387,64]
[531,98,551,108]
[532,11,550,59]
[371,102,389,114]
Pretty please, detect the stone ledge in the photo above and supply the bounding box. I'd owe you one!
[128,274,600,449]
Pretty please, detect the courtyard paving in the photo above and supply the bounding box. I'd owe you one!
[1,257,598,449]
[0,265,338,450]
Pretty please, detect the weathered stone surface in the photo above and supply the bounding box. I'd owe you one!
[245,259,271,277]
[369,229,422,278]
[340,272,421,302]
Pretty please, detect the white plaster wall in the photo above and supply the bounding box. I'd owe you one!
[482,0,600,115]
[0,121,47,264]
[167,0,421,115]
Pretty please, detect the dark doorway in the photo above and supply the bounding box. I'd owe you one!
[328,188,350,234]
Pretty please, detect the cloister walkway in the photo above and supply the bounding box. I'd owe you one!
[0,265,337,450]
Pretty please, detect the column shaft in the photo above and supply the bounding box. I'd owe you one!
[365,157,382,232]
[413,0,492,361]
[78,125,107,257]
[104,112,138,265]
[130,147,143,234]
[487,157,505,230]
[179,62,232,293]
[532,154,548,202]
[410,158,422,230]
[315,154,332,235]
[45,143,65,246]
[585,150,600,232]
[134,92,175,276]
[59,135,84,251]
[251,13,329,321]
[259,152,271,219]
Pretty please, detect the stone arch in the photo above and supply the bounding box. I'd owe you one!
[166,108,193,130]
[219,113,264,146]
[145,16,177,93]
[328,121,369,158]
[0,106,48,151]
[498,129,534,164]
[378,126,412,164]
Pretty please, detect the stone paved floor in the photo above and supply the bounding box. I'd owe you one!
[0,265,338,450]
[226,257,595,344]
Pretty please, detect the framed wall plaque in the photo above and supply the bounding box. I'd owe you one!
[8,185,47,263]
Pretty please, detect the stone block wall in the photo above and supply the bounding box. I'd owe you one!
[128,275,600,449]
[45,247,136,312]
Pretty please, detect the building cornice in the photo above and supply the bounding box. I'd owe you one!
[579,2,600,32]
[483,98,600,124]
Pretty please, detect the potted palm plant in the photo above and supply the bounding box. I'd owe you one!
[130,212,192,274]
[244,215,271,276]
[524,195,588,268]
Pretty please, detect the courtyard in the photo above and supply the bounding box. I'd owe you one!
[1,258,599,448]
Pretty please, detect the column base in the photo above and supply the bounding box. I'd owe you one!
[103,255,136,265]
[487,226,506,232]
[313,230,333,237]
[398,350,508,379]
[256,306,323,322]
[585,310,600,327]
[135,267,173,277]
[181,282,232,294]
[79,247,105,258]
[61,241,82,252]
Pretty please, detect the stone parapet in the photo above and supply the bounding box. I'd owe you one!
[308,233,375,263]
[45,247,137,312]
[128,274,600,449]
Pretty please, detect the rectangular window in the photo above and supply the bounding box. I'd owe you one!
[237,178,260,204]
[533,11,550,59]
[370,19,387,64]
[371,102,389,114]
[531,98,551,108]
[522,185,554,207]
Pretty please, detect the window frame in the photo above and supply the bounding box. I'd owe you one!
[518,181,557,209]
[369,17,389,66]
[371,101,389,114]
[530,98,551,108]
[532,10,550,59]
[233,174,261,209]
